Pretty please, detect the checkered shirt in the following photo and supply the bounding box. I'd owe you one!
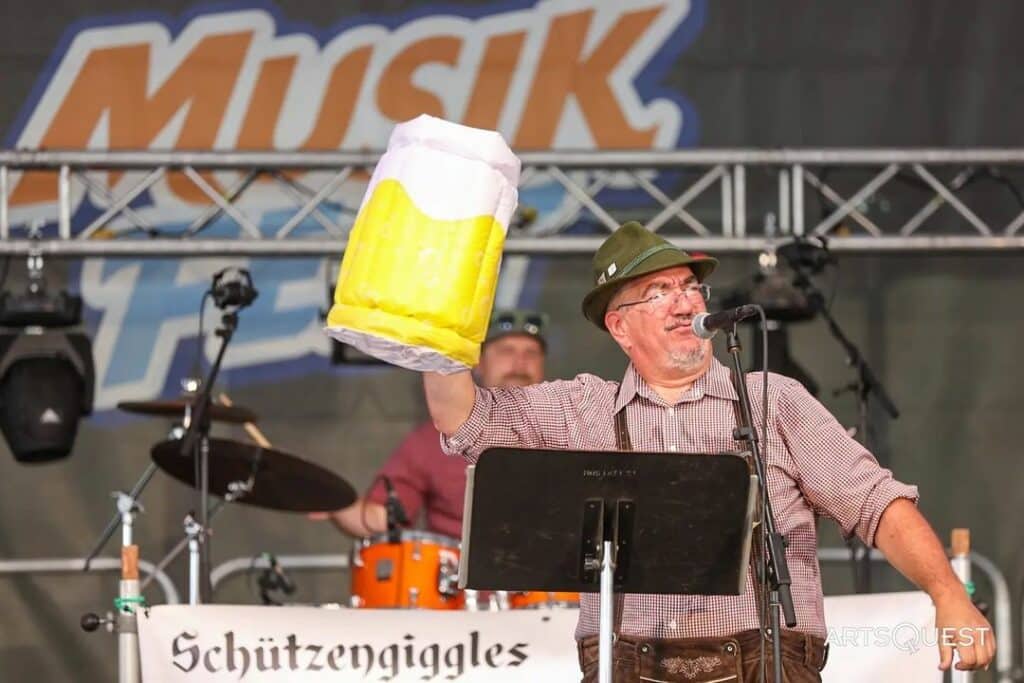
[441,357,918,640]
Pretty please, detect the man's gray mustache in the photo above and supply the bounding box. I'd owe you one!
[664,318,694,331]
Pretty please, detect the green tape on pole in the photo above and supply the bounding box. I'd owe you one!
[114,595,147,613]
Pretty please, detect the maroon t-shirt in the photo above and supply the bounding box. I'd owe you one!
[366,420,467,539]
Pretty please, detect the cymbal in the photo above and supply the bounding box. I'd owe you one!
[151,437,356,512]
[118,399,258,424]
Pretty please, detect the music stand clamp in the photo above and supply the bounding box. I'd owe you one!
[459,448,757,683]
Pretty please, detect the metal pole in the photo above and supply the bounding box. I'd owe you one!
[117,561,141,683]
[733,165,746,237]
[599,540,615,683]
[792,164,804,236]
[950,530,973,683]
[0,558,179,604]
[778,169,790,233]
[119,494,135,548]
[185,515,202,605]
[0,165,8,240]
[721,172,733,237]
[58,164,71,239]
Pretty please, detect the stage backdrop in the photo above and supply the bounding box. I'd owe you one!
[0,2,1021,682]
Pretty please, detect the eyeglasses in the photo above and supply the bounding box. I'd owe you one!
[614,283,711,312]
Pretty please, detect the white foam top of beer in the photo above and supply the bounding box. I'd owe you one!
[359,115,520,228]
[389,114,520,186]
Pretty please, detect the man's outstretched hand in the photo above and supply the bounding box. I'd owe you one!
[934,593,995,671]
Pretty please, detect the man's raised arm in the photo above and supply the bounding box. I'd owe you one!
[423,371,477,435]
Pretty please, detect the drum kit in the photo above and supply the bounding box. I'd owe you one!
[77,269,572,683]
[83,391,577,622]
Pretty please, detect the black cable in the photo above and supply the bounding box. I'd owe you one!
[191,290,211,509]
[759,308,769,451]
[824,258,841,315]
[193,290,212,377]
[756,305,769,683]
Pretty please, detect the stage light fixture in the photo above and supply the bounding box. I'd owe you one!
[0,247,94,463]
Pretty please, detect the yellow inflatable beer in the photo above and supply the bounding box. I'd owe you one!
[325,115,520,372]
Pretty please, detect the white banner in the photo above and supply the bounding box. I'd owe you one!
[139,605,581,682]
[139,593,942,682]
[822,591,942,682]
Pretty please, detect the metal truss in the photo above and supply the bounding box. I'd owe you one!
[2,149,1024,256]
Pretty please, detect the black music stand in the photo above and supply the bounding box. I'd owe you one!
[459,447,758,683]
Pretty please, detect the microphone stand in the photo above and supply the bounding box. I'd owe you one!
[783,253,899,592]
[725,324,796,683]
[382,475,409,544]
[177,310,239,602]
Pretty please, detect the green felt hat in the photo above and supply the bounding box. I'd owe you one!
[581,222,717,330]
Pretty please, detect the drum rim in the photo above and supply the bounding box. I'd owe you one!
[355,529,460,549]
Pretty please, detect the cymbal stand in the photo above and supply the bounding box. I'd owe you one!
[140,476,253,601]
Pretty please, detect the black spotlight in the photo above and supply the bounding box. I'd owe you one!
[723,248,821,396]
[0,257,94,463]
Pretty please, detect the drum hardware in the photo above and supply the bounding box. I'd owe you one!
[147,411,354,606]
[381,474,410,543]
[376,559,393,581]
[116,398,258,424]
[256,552,296,605]
[138,477,243,604]
[349,530,465,610]
[184,514,203,605]
[150,437,356,513]
[437,556,460,598]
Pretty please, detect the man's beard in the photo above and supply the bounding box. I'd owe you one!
[666,344,707,372]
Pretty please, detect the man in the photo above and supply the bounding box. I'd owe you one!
[423,222,994,681]
[322,309,547,538]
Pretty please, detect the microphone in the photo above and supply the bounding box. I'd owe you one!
[381,475,409,542]
[691,305,761,340]
[210,268,258,310]
[259,552,296,596]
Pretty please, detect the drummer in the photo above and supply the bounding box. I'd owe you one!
[314,309,548,538]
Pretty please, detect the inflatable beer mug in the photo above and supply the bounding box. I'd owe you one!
[326,115,520,371]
